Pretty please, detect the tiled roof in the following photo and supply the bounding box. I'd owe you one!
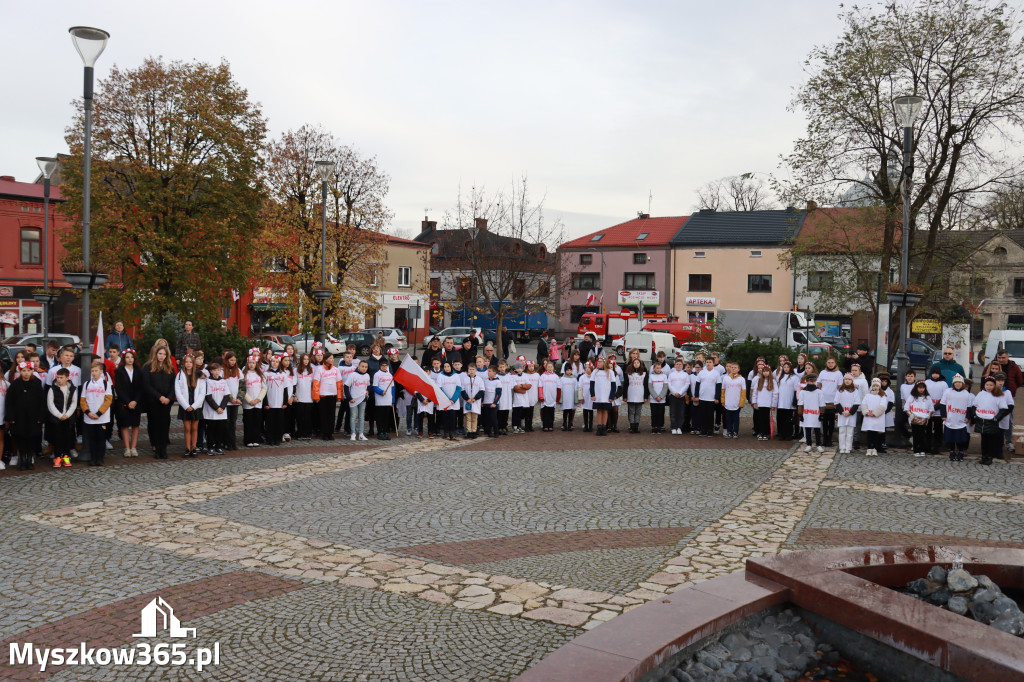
[387,234,426,247]
[669,208,805,246]
[561,216,687,249]
[0,178,65,201]
[796,206,894,255]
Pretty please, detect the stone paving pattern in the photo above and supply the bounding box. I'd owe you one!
[4,420,1024,680]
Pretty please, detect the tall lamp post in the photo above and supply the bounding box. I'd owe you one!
[313,160,336,343]
[893,95,925,428]
[35,156,59,338]
[69,26,109,354]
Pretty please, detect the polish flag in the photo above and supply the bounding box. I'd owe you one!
[585,293,595,307]
[394,354,452,410]
[92,311,104,358]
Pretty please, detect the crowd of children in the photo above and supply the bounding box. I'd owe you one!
[0,337,1014,468]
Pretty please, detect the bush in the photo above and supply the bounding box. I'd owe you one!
[137,312,253,362]
[725,336,798,376]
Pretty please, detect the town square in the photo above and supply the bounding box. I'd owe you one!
[3,1,1024,680]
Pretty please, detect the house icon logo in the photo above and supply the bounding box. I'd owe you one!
[133,597,197,638]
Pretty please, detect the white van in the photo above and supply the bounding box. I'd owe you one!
[980,330,1024,366]
[616,331,678,365]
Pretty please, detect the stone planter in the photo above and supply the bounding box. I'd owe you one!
[62,271,109,290]
[310,288,333,301]
[886,291,923,308]
[32,292,60,306]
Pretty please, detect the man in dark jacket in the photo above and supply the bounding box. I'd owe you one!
[577,334,594,366]
[536,330,549,365]
[500,326,514,359]
[996,349,1022,452]
[927,347,967,387]
[845,342,875,379]
[460,337,476,367]
[420,337,441,370]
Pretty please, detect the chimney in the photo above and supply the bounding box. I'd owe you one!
[806,200,818,212]
[475,217,488,233]
[638,213,650,219]
[421,218,437,231]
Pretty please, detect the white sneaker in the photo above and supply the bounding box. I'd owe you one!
[105,440,114,450]
[351,433,357,441]
[124,448,131,458]
[816,445,824,453]
[76,436,83,444]
[283,433,291,442]
[914,451,926,457]
[804,444,813,452]
[0,460,5,470]
[358,433,368,441]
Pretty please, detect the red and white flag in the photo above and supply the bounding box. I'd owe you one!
[394,354,452,410]
[231,289,240,302]
[585,293,595,307]
[92,311,104,358]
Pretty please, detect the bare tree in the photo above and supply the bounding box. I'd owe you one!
[695,173,776,211]
[440,176,565,357]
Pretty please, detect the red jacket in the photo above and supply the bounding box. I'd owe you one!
[999,359,1023,397]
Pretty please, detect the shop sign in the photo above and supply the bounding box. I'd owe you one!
[0,299,18,307]
[685,296,716,306]
[0,287,13,297]
[618,290,660,305]
[911,318,942,334]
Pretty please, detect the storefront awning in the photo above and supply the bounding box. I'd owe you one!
[250,303,288,311]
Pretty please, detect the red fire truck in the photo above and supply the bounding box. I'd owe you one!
[640,320,713,345]
[576,310,674,346]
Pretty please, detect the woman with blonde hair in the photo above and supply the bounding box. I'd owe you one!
[142,345,176,459]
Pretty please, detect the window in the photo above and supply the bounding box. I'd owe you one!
[747,274,772,292]
[623,272,655,290]
[749,250,762,258]
[1014,278,1024,298]
[694,251,706,258]
[572,273,601,289]
[369,270,378,287]
[688,274,712,291]
[1009,314,1024,330]
[430,277,441,297]
[636,232,649,241]
[513,279,526,299]
[579,253,592,265]
[456,277,474,300]
[689,311,714,323]
[807,271,833,291]
[570,305,598,323]
[590,234,604,242]
[995,246,1008,256]
[264,256,287,272]
[633,253,648,264]
[857,271,880,292]
[398,266,411,287]
[20,228,41,265]
[536,281,550,298]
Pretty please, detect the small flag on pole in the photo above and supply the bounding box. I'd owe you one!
[92,311,104,358]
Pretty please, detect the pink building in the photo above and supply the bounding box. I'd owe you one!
[556,215,688,333]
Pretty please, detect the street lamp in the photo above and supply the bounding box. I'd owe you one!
[893,94,925,438]
[69,25,108,462]
[313,160,335,342]
[35,156,58,337]
[586,247,606,314]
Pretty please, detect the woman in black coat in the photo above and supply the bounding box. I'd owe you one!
[114,349,145,457]
[6,364,46,469]
[141,346,176,459]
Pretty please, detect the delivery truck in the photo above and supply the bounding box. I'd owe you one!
[718,309,820,349]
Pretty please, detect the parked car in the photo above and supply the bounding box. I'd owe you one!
[362,327,408,353]
[616,331,678,365]
[336,332,377,356]
[261,333,295,347]
[888,338,939,372]
[421,326,483,349]
[2,333,82,354]
[674,343,708,363]
[819,335,851,353]
[0,345,14,373]
[290,332,346,356]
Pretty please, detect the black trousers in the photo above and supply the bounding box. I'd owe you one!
[51,419,75,457]
[581,408,593,430]
[699,401,715,435]
[804,426,821,446]
[650,402,665,430]
[440,410,456,435]
[929,416,943,453]
[483,405,498,434]
[85,423,107,464]
[376,404,395,435]
[523,405,535,431]
[243,408,263,444]
[561,408,575,429]
[669,396,686,430]
[336,397,349,431]
[265,408,283,445]
[294,402,313,439]
[225,404,239,450]
[206,420,228,449]
[498,409,510,432]
[417,411,435,435]
[148,403,172,456]
[821,406,836,445]
[867,430,885,450]
[541,406,555,429]
[776,408,794,440]
[318,397,337,439]
[754,407,771,437]
[911,422,930,453]
[981,431,1003,460]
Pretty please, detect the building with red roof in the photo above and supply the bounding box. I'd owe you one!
[557,214,687,332]
[0,174,76,338]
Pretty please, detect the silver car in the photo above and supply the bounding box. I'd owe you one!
[362,327,408,353]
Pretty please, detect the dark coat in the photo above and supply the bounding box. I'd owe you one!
[998,359,1024,396]
[536,338,549,364]
[6,376,46,442]
[115,365,146,412]
[141,363,176,410]
[845,353,875,379]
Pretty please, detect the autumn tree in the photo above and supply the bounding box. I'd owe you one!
[262,124,392,334]
[440,177,564,356]
[59,58,267,323]
[779,0,1024,350]
[695,173,776,211]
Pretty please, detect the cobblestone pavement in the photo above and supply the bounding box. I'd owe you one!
[3,419,1024,680]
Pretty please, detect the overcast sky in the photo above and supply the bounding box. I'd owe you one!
[1,1,847,240]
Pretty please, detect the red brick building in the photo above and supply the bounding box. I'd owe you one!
[0,175,78,338]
